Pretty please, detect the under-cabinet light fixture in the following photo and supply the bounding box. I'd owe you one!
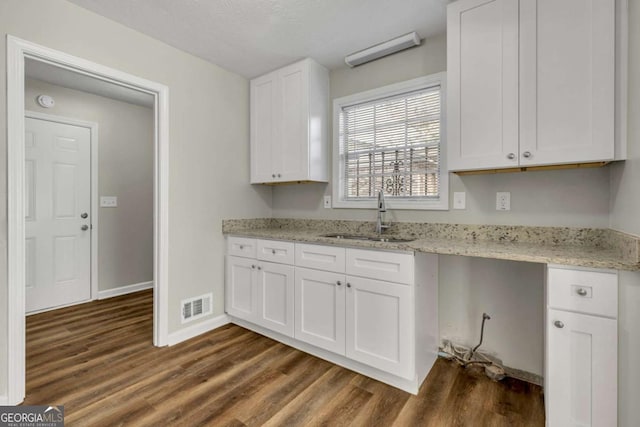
[344,32,421,67]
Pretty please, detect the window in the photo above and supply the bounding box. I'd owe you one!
[332,74,448,210]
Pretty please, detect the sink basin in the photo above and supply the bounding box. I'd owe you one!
[321,233,371,240]
[321,233,415,243]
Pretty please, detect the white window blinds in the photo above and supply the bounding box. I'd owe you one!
[338,84,442,200]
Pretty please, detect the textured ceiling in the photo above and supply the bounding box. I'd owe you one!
[67,0,448,78]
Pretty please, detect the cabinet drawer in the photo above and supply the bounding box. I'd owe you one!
[295,243,345,273]
[547,267,618,318]
[346,249,414,285]
[257,239,295,265]
[227,237,257,258]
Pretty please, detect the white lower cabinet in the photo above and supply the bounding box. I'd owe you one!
[346,276,413,379]
[226,245,295,337]
[294,267,345,354]
[545,266,618,427]
[226,236,439,393]
[256,262,294,337]
[226,256,258,322]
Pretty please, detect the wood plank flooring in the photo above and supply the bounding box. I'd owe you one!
[25,290,545,426]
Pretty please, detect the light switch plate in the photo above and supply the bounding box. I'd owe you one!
[496,192,511,211]
[100,196,118,207]
[453,192,466,209]
[323,195,331,208]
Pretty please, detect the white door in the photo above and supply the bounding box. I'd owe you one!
[294,267,345,354]
[250,72,277,183]
[546,309,617,427]
[225,256,257,322]
[346,276,413,379]
[25,117,92,313]
[278,62,308,182]
[256,262,294,337]
[447,0,519,171]
[519,0,615,166]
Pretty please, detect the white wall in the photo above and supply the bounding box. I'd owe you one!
[25,78,154,292]
[0,0,272,398]
[609,1,640,425]
[272,32,612,229]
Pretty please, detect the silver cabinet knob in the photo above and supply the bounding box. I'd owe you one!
[522,151,532,158]
[576,288,587,296]
[272,249,276,255]
[507,153,516,160]
[257,266,261,270]
[272,174,276,178]
[346,283,351,288]
[277,174,281,178]
[251,264,256,269]
[81,212,88,219]
[554,320,564,329]
[239,245,244,250]
[336,281,342,286]
[81,225,89,231]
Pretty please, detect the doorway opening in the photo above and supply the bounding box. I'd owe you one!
[6,35,170,405]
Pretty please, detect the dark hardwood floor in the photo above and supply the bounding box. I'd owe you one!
[25,290,545,426]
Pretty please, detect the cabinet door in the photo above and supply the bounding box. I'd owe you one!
[250,73,277,183]
[256,262,295,337]
[520,0,615,166]
[277,61,309,182]
[294,267,345,354]
[346,276,413,379]
[546,309,617,427]
[447,0,519,171]
[225,256,257,321]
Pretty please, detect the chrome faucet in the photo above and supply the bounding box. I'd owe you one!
[376,189,390,235]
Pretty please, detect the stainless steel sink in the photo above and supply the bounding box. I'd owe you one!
[321,233,415,243]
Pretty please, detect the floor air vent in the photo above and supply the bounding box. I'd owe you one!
[181,293,212,323]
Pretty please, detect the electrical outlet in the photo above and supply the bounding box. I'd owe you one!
[323,195,331,208]
[100,196,118,207]
[496,192,511,211]
[453,192,466,209]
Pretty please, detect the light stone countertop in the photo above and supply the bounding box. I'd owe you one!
[222,219,640,272]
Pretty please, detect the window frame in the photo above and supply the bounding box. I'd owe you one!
[332,73,448,210]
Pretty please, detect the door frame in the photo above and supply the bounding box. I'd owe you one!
[24,111,100,308]
[6,35,170,405]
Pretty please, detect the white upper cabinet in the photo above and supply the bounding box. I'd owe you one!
[448,0,617,172]
[250,58,329,184]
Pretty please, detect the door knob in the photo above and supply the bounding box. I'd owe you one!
[553,320,564,329]
[81,225,89,231]
[81,212,88,219]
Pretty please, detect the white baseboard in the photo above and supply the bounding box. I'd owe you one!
[97,281,154,300]
[166,314,230,346]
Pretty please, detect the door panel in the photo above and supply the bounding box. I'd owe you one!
[279,64,308,181]
[546,309,617,426]
[25,117,91,313]
[225,256,257,321]
[346,276,413,378]
[257,262,294,337]
[294,267,345,354]
[519,0,615,165]
[250,75,277,183]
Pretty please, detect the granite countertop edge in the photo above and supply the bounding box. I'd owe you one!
[222,220,640,272]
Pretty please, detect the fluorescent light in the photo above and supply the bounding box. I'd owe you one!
[345,32,421,67]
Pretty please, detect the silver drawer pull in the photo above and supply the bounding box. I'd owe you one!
[336,281,342,286]
[272,249,276,254]
[257,266,262,270]
[346,283,351,288]
[251,265,256,269]
[554,320,564,329]
[239,245,244,250]
[576,288,588,296]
